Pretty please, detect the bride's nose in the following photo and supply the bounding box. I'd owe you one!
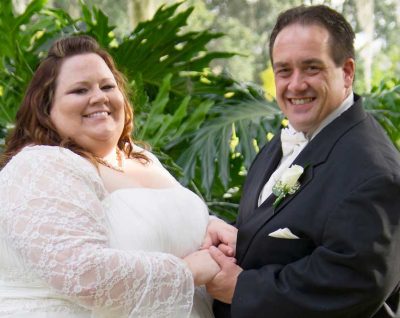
[89,87,109,105]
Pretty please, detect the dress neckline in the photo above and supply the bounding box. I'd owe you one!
[106,185,184,196]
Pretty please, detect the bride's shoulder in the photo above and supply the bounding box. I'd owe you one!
[5,145,98,178]
[13,145,83,164]
[132,144,162,167]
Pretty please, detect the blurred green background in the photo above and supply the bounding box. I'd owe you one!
[14,0,398,93]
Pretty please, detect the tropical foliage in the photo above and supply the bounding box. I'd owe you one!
[0,0,399,221]
[0,0,281,219]
[363,78,400,149]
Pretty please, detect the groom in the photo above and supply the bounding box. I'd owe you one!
[208,4,400,318]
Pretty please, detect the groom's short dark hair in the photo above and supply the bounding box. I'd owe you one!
[269,5,355,67]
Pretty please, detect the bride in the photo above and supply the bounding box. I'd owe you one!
[0,35,236,318]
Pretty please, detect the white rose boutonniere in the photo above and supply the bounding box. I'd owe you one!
[272,164,304,208]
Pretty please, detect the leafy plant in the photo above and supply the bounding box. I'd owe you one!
[0,0,279,219]
[1,0,398,222]
[364,78,400,150]
[0,0,75,127]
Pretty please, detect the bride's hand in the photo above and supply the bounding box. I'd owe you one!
[183,249,222,286]
[201,218,238,257]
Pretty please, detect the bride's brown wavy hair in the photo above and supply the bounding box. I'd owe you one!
[0,35,148,168]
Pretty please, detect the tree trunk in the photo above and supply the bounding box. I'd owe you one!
[46,0,80,18]
[127,0,157,29]
[355,0,374,92]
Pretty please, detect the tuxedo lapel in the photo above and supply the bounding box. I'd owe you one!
[237,96,367,263]
[272,164,314,213]
[270,96,366,216]
[237,165,314,263]
[237,136,282,226]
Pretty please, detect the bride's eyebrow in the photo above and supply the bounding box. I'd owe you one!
[69,81,90,86]
[67,78,116,87]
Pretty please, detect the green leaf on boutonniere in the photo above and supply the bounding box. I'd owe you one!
[271,164,303,209]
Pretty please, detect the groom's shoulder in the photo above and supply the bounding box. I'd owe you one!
[329,114,400,176]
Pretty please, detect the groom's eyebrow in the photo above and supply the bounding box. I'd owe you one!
[272,60,289,68]
[273,58,324,68]
[301,58,324,66]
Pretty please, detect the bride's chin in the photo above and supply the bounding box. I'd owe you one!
[77,139,118,157]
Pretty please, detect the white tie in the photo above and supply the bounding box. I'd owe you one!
[258,127,308,206]
[280,127,308,156]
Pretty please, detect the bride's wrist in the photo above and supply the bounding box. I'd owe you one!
[183,257,199,285]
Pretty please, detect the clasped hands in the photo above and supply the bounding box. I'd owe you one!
[184,218,243,304]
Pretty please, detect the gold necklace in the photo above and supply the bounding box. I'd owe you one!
[96,148,125,173]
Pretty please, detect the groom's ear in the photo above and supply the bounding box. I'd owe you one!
[342,58,355,87]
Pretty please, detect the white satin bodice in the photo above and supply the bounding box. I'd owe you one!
[104,187,208,256]
[104,187,213,318]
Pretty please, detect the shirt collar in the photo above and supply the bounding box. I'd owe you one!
[287,92,354,140]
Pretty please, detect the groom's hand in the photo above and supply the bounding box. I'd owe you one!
[206,246,242,304]
[202,218,237,257]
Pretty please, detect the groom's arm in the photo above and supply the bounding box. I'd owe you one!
[206,246,243,304]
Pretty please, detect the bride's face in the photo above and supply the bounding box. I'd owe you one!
[50,53,125,156]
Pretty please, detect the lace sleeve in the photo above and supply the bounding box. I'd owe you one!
[0,146,194,317]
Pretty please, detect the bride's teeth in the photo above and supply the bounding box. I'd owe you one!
[86,111,109,118]
[291,98,313,105]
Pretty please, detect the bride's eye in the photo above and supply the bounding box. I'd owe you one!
[70,88,88,95]
[102,84,116,91]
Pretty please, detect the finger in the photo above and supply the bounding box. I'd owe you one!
[219,231,237,247]
[218,243,234,257]
[201,235,213,249]
[225,256,237,263]
[209,245,230,267]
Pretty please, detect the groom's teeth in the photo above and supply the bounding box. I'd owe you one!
[291,98,313,105]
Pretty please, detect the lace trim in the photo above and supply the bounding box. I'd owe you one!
[0,146,194,317]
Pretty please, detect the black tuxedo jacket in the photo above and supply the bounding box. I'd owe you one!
[214,96,400,318]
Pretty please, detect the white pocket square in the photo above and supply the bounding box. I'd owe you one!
[268,227,299,239]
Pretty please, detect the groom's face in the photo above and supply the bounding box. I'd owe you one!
[272,23,354,135]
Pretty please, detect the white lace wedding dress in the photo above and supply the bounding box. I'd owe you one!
[0,145,214,318]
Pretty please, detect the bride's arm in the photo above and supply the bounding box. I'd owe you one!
[0,146,194,316]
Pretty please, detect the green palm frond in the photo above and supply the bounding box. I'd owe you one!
[176,90,280,193]
[110,3,235,96]
[363,78,400,149]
